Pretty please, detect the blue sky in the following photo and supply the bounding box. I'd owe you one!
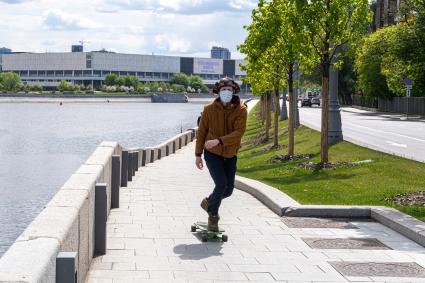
[0,0,256,59]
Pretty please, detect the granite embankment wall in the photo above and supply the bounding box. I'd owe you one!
[0,129,198,283]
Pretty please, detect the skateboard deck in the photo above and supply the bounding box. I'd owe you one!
[191,221,228,242]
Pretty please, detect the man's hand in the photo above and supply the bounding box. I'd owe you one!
[204,139,220,149]
[195,156,203,170]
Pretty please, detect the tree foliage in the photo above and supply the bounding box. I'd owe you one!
[104,73,118,86]
[0,72,22,92]
[356,11,425,97]
[171,73,190,87]
[239,0,311,150]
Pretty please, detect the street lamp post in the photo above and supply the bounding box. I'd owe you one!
[328,57,343,144]
[294,64,301,128]
[281,89,288,120]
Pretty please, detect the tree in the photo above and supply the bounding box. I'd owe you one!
[171,73,190,87]
[188,75,205,92]
[239,0,311,153]
[116,77,125,86]
[123,75,139,89]
[355,26,395,98]
[0,72,22,92]
[239,1,281,146]
[58,80,70,92]
[300,0,371,163]
[355,12,425,98]
[104,73,118,86]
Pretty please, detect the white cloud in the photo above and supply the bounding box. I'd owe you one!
[155,33,192,53]
[0,0,251,58]
[43,9,102,30]
[102,0,257,14]
[0,0,31,3]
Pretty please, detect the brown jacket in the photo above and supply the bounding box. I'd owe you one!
[195,98,248,158]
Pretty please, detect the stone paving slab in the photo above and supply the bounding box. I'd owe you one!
[302,238,391,250]
[281,217,361,229]
[86,141,425,283]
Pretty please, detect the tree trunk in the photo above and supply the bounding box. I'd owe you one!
[273,87,280,147]
[265,92,271,141]
[288,65,295,156]
[321,61,330,164]
[259,95,265,125]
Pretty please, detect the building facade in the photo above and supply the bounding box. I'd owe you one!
[372,0,402,31]
[0,51,248,91]
[211,47,231,60]
[0,47,12,54]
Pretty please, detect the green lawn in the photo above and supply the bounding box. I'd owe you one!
[237,104,425,222]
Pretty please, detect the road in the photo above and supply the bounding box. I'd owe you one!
[294,105,425,163]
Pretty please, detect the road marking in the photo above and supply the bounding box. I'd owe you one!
[343,122,425,143]
[385,141,407,148]
[298,108,425,143]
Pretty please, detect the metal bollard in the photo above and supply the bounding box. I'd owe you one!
[142,149,147,166]
[121,150,128,187]
[128,152,133,182]
[178,137,182,149]
[185,135,188,145]
[111,155,120,209]
[132,152,137,175]
[95,183,107,256]
[158,148,162,160]
[134,151,139,172]
[166,144,170,156]
[172,141,176,154]
[56,252,78,283]
[150,149,155,163]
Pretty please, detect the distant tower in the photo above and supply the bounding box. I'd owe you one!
[0,47,12,54]
[72,45,83,52]
[211,46,231,60]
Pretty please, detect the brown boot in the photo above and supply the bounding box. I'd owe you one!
[200,197,209,213]
[208,213,220,232]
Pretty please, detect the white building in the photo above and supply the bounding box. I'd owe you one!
[0,51,247,90]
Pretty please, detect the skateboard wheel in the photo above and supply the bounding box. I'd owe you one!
[222,234,228,242]
[191,225,196,232]
[201,234,208,242]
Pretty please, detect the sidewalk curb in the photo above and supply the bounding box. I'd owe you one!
[234,174,425,247]
[234,175,299,216]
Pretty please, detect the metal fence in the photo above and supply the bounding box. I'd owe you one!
[378,97,425,116]
[352,95,425,116]
[352,95,378,109]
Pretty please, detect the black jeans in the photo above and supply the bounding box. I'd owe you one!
[204,150,237,216]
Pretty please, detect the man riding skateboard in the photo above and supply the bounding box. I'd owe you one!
[195,77,248,232]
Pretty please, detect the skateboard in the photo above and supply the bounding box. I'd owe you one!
[191,221,228,242]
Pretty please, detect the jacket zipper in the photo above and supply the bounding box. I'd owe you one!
[222,110,226,157]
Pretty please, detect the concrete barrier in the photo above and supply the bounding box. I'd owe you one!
[235,174,425,248]
[0,130,198,283]
[0,141,122,283]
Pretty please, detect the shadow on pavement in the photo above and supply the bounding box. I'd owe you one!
[173,242,224,260]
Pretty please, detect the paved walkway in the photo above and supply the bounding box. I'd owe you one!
[86,140,425,283]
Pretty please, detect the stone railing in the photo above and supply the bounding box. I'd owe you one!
[0,128,198,283]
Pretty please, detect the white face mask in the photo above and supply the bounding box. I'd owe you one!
[219,90,233,103]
